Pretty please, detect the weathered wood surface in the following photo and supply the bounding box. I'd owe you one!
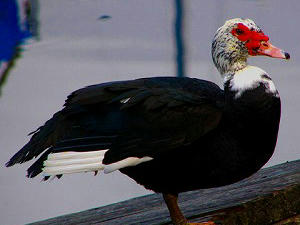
[29,160,300,225]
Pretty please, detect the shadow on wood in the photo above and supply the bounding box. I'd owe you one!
[28,160,300,225]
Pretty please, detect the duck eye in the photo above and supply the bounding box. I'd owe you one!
[235,29,244,35]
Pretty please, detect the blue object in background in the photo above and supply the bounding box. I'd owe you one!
[0,0,31,62]
[98,15,112,21]
[0,0,33,95]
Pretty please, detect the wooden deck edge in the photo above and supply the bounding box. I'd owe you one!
[188,184,300,225]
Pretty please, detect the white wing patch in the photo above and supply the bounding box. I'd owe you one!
[227,66,279,98]
[43,150,108,176]
[42,150,153,178]
[104,156,153,174]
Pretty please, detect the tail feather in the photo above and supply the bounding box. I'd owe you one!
[6,112,62,167]
[27,149,52,178]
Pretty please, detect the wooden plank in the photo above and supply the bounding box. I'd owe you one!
[28,160,300,225]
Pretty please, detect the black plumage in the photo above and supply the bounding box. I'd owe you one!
[6,76,280,194]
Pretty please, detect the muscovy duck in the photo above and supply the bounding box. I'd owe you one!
[6,18,290,225]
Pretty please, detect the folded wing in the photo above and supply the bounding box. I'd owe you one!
[6,77,224,179]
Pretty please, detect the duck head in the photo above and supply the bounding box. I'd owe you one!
[212,18,290,76]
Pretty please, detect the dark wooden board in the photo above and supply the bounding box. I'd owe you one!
[28,160,300,225]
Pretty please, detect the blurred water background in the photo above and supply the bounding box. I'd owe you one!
[0,1,299,224]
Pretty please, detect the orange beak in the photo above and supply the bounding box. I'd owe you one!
[257,41,290,60]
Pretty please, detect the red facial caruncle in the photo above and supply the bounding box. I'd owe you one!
[231,23,289,59]
[231,23,269,55]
